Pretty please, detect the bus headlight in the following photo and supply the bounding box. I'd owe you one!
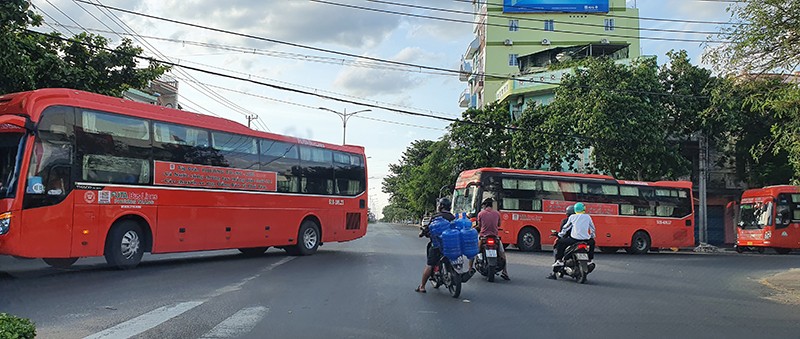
[765,231,772,240]
[0,212,10,235]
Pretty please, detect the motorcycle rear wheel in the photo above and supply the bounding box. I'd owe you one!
[577,261,588,284]
[445,265,462,298]
[487,265,495,282]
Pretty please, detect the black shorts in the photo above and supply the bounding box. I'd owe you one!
[427,245,442,266]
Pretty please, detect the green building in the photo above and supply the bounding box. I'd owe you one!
[460,0,641,111]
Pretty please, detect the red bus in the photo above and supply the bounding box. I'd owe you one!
[735,185,800,254]
[0,88,368,269]
[451,168,695,254]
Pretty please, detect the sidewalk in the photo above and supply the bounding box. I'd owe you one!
[761,268,800,305]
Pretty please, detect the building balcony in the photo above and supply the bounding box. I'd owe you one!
[459,90,470,108]
[464,36,480,60]
[459,60,472,82]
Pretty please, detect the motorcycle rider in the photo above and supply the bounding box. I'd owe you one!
[547,205,575,279]
[469,198,509,280]
[551,202,595,268]
[416,197,456,293]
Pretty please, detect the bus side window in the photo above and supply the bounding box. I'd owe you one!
[776,195,791,228]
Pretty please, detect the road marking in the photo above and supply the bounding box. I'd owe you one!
[199,306,268,338]
[207,257,295,298]
[83,301,203,339]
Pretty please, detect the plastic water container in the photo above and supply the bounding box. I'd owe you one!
[453,214,472,230]
[460,227,479,259]
[429,217,450,248]
[441,228,462,261]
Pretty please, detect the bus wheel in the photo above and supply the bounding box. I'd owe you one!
[599,247,618,254]
[288,220,320,256]
[105,220,145,269]
[775,248,791,255]
[627,231,651,255]
[239,247,270,256]
[517,228,539,252]
[735,245,744,253]
[43,257,78,269]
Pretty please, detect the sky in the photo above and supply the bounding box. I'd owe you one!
[31,0,735,218]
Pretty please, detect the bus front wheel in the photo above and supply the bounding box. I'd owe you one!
[516,228,540,252]
[43,257,78,269]
[105,220,145,269]
[286,220,320,256]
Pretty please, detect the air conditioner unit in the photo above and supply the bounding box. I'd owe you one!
[600,38,610,44]
[541,38,551,45]
[503,39,513,46]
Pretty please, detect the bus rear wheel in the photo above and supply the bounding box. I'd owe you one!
[285,220,320,256]
[105,220,145,269]
[43,257,78,269]
[626,231,651,255]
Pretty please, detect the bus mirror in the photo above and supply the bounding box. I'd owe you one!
[0,115,32,132]
[736,221,745,228]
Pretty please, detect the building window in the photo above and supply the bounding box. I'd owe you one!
[604,18,615,31]
[544,20,554,31]
[508,54,519,66]
[509,19,519,32]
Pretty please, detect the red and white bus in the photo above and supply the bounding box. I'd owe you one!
[451,168,695,254]
[736,185,800,254]
[0,88,368,269]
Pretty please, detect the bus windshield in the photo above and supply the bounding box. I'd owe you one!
[0,131,25,198]
[739,202,772,229]
[453,186,479,216]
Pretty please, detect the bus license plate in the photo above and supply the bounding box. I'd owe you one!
[575,253,589,260]
[486,249,497,257]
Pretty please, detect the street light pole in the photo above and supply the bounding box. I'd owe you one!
[317,107,372,145]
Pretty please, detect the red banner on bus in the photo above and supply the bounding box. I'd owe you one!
[154,161,277,192]
[543,199,619,215]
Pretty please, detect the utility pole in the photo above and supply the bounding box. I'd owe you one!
[698,133,708,245]
[246,114,258,129]
[317,107,371,144]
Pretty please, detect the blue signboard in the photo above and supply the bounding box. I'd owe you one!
[503,0,609,13]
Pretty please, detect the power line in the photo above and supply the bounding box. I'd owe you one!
[457,0,746,26]
[310,0,727,43]
[365,0,726,36]
[25,29,611,143]
[67,1,715,99]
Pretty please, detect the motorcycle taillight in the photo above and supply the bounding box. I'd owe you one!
[487,238,495,246]
[577,243,589,251]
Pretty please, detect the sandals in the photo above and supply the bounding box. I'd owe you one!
[414,286,427,293]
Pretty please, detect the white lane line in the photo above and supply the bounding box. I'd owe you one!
[199,306,269,338]
[83,301,203,339]
[206,256,295,298]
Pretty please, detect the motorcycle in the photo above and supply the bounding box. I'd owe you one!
[428,249,465,298]
[551,231,595,284]
[473,235,506,282]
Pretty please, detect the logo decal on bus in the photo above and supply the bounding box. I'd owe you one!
[98,191,111,204]
[84,191,96,204]
[153,161,277,192]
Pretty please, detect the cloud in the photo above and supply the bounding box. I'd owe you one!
[332,47,433,96]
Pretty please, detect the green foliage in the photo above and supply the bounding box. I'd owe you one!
[0,313,36,339]
[705,0,800,73]
[448,101,513,172]
[0,1,169,96]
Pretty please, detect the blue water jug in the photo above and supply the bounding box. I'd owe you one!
[441,228,462,261]
[460,227,479,259]
[456,215,472,230]
[429,217,450,248]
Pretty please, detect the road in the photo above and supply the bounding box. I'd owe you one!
[1,222,799,339]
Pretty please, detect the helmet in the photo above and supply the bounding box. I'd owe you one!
[481,197,494,208]
[437,197,452,211]
[574,202,586,213]
[566,205,575,216]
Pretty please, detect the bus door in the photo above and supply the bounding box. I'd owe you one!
[774,193,800,248]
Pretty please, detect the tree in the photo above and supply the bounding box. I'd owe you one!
[0,1,169,96]
[448,101,514,172]
[536,57,689,180]
[705,0,800,73]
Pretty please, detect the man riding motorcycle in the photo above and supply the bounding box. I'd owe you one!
[469,198,509,280]
[416,197,456,293]
[549,202,595,278]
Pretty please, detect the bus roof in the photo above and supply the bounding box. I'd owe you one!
[457,167,692,189]
[0,88,365,154]
[742,185,800,198]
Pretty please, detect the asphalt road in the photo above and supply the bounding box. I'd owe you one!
[2,222,799,339]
